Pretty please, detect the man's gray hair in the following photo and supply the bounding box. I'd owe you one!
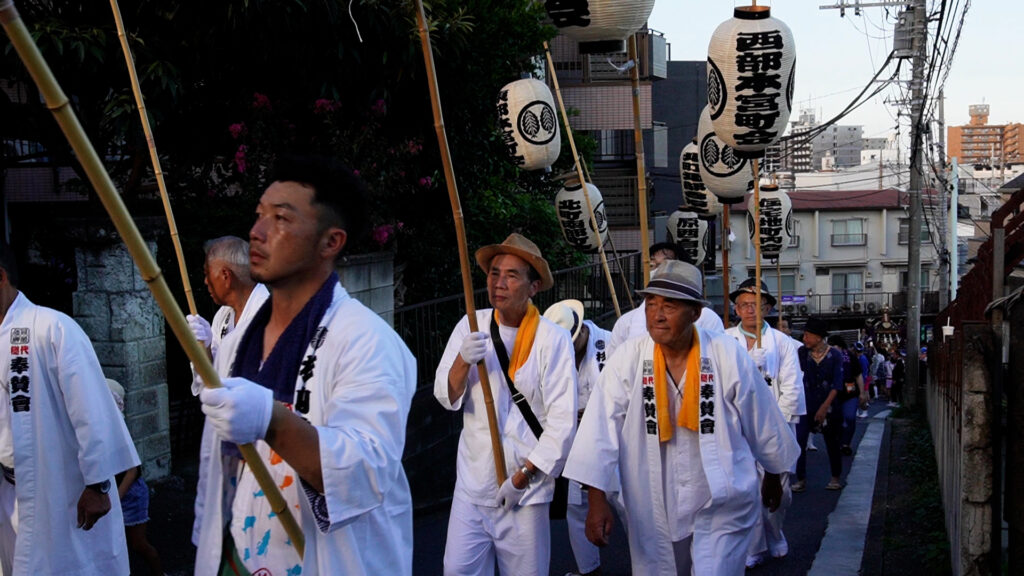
[203,236,251,283]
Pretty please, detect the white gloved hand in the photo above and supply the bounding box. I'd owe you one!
[749,347,767,372]
[187,314,213,344]
[497,476,528,511]
[459,332,490,365]
[200,377,274,444]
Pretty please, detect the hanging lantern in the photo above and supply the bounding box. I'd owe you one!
[707,5,796,157]
[746,183,793,259]
[667,207,710,267]
[679,139,722,217]
[697,105,753,204]
[545,0,657,53]
[555,178,609,252]
[497,77,561,171]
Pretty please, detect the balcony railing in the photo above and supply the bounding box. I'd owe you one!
[830,233,867,246]
[777,291,940,317]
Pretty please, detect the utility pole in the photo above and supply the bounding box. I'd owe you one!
[938,88,949,310]
[905,0,926,407]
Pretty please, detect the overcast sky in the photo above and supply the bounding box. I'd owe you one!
[649,1,1021,141]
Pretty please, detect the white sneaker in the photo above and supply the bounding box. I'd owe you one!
[768,536,789,558]
[857,409,868,418]
[807,439,818,451]
[745,552,767,569]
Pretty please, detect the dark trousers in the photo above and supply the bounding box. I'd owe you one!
[840,396,859,447]
[796,411,843,480]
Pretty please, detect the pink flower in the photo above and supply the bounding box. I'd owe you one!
[228,123,247,139]
[234,145,248,174]
[372,224,395,246]
[313,98,339,115]
[252,92,272,111]
[353,169,360,176]
[370,99,387,118]
[405,140,423,156]
[418,176,432,189]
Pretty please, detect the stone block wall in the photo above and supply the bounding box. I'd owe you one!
[74,239,170,480]
[336,251,394,326]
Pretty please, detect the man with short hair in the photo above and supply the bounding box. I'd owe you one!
[609,242,723,351]
[0,244,140,574]
[187,235,269,546]
[435,233,576,575]
[724,278,804,567]
[564,261,799,576]
[195,155,416,575]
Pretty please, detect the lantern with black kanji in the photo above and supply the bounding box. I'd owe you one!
[746,183,793,259]
[707,4,795,156]
[680,139,722,217]
[555,178,608,252]
[546,0,657,53]
[497,77,561,171]
[697,105,753,204]
[667,207,710,267]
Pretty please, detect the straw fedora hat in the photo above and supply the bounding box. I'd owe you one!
[475,233,554,291]
[543,299,585,340]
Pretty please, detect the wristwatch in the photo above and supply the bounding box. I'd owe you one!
[519,465,535,481]
[86,479,111,494]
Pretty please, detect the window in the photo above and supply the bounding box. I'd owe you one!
[898,218,928,244]
[788,219,801,247]
[831,219,866,246]
[900,269,930,291]
[831,270,863,308]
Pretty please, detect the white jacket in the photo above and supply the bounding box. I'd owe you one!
[609,302,724,351]
[724,325,806,423]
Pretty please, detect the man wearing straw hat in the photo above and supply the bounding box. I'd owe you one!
[542,299,614,576]
[435,233,576,576]
[563,260,798,576]
[724,278,805,568]
[195,155,416,575]
[186,235,269,547]
[609,242,724,351]
[0,243,140,575]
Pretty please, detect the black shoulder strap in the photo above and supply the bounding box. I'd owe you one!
[490,311,544,439]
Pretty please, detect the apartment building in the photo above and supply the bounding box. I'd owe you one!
[947,104,1024,167]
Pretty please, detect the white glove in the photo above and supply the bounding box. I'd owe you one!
[749,347,767,372]
[459,332,489,365]
[200,377,274,444]
[497,476,528,510]
[187,314,213,344]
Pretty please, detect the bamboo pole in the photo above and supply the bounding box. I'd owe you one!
[628,35,651,283]
[776,257,783,328]
[414,0,507,486]
[543,42,621,318]
[109,0,196,316]
[753,158,763,348]
[0,0,305,556]
[579,157,634,311]
[722,208,731,328]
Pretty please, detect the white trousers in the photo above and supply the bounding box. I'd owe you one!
[192,416,214,546]
[747,468,792,558]
[444,494,550,576]
[565,481,601,573]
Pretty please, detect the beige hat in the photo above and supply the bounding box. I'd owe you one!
[636,260,709,307]
[475,233,554,291]
[543,299,585,340]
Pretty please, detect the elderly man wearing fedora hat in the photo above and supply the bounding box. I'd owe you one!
[563,261,798,576]
[435,233,577,576]
[543,299,614,576]
[794,317,846,492]
[724,278,805,567]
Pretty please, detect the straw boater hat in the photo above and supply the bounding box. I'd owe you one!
[729,277,777,307]
[543,299,585,340]
[636,260,709,307]
[475,233,554,291]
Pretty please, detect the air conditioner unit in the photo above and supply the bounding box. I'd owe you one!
[867,302,878,313]
[783,305,795,314]
[798,304,809,315]
[852,302,863,312]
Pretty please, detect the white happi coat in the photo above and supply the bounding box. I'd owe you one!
[194,282,416,576]
[191,284,268,545]
[563,328,800,576]
[0,293,140,575]
[434,309,577,506]
[567,319,612,507]
[724,325,806,423]
[609,302,724,351]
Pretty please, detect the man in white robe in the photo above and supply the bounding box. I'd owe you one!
[564,261,799,576]
[186,235,269,546]
[543,299,613,576]
[195,155,415,575]
[0,246,140,575]
[435,233,576,576]
[724,278,805,567]
[610,242,723,351]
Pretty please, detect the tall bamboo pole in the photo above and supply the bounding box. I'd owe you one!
[0,0,305,556]
[777,257,783,327]
[753,158,763,348]
[414,0,507,486]
[722,208,731,328]
[628,35,651,283]
[543,42,621,318]
[580,156,634,310]
[109,0,196,316]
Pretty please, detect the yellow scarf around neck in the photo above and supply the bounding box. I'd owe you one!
[495,302,540,381]
[654,337,702,442]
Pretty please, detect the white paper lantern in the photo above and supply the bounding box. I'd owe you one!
[679,139,722,217]
[745,183,793,259]
[667,207,710,267]
[697,105,753,204]
[497,78,561,171]
[707,5,796,157]
[546,0,657,53]
[555,178,609,252]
